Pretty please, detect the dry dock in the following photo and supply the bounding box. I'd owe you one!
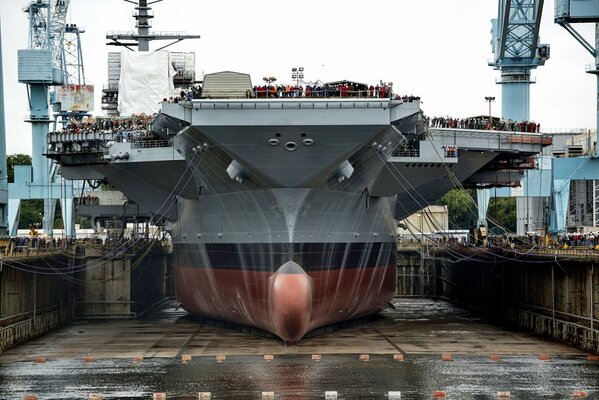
[1,299,597,399]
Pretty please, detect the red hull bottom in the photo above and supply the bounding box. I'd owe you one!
[173,263,396,342]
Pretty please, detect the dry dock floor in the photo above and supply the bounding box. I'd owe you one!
[1,299,598,399]
[0,298,585,362]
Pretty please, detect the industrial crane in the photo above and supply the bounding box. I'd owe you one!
[548,0,599,233]
[490,0,550,121]
[477,0,549,232]
[10,0,75,237]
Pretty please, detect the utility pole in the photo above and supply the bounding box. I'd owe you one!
[485,96,496,130]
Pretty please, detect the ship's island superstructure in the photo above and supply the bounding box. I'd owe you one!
[47,73,550,341]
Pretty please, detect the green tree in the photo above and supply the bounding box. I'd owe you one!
[439,189,476,229]
[487,197,517,233]
[7,153,32,183]
[18,199,43,229]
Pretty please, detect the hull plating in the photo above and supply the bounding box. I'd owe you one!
[173,242,397,342]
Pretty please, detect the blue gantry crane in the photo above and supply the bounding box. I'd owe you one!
[477,0,549,232]
[548,0,599,233]
[10,0,75,237]
[490,0,550,121]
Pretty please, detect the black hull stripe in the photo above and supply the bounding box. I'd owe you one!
[173,242,397,272]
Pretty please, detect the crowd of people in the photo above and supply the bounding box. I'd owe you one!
[163,85,203,103]
[56,114,156,143]
[479,231,599,250]
[556,232,599,248]
[429,116,541,133]
[6,235,155,254]
[60,114,154,134]
[249,82,397,99]
[8,236,78,252]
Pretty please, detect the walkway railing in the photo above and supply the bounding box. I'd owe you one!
[0,307,63,352]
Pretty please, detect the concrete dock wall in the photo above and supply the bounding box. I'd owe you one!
[397,244,599,352]
[0,254,74,351]
[75,243,171,318]
[435,247,599,353]
[0,242,172,352]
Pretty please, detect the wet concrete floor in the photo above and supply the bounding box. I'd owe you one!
[0,299,598,399]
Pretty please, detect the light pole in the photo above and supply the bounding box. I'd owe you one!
[485,96,496,130]
[291,67,304,97]
[291,67,304,87]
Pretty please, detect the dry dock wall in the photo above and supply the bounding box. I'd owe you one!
[75,243,171,318]
[0,242,172,352]
[397,246,599,353]
[0,254,74,351]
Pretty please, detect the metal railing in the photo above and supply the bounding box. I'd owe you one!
[0,308,62,352]
[2,246,74,260]
[190,98,394,110]
[430,127,551,146]
[130,139,170,149]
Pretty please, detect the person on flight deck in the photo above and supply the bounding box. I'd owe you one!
[369,85,374,97]
[375,85,380,98]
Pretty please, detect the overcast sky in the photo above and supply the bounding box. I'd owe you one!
[0,0,597,155]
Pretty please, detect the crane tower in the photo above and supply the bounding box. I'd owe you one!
[11,0,75,237]
[490,0,550,121]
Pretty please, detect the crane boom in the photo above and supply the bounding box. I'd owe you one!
[50,0,71,72]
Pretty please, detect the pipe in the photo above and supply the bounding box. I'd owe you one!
[591,264,595,348]
[0,19,8,232]
[552,265,556,333]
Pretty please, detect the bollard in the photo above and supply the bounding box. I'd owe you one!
[215,354,226,362]
[198,393,211,400]
[440,354,452,361]
[182,354,192,363]
[433,391,446,398]
[572,391,588,398]
[89,394,102,400]
[324,391,338,400]
[83,356,96,363]
[132,356,144,363]
[388,391,402,399]
[261,392,275,399]
[393,354,404,361]
[263,354,274,361]
[358,354,369,361]
[34,357,46,364]
[497,392,511,398]
[489,354,501,361]
[538,354,550,361]
[311,354,321,361]
[153,394,166,400]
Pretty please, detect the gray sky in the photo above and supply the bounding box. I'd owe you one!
[1,0,597,156]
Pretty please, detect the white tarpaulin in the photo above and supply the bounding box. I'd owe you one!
[118,50,174,116]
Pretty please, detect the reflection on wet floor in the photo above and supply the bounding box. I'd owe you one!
[0,299,597,399]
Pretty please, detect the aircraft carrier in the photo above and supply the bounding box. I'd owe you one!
[47,83,550,342]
